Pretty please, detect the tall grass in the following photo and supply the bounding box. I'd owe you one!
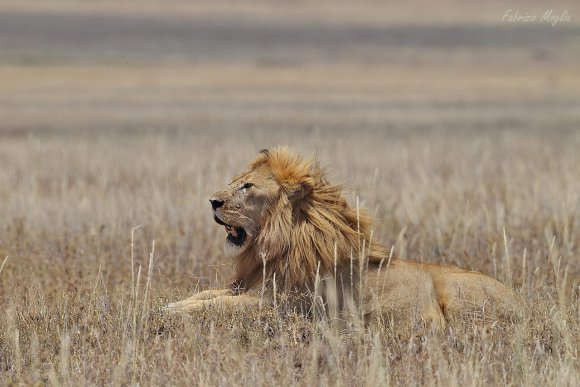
[0,130,578,385]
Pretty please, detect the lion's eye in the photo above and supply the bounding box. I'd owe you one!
[242,182,254,190]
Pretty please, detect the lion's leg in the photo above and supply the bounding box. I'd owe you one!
[422,299,446,331]
[433,272,526,324]
[182,289,233,301]
[165,289,232,311]
[166,294,261,313]
[365,264,446,331]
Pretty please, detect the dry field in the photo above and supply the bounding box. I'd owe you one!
[1,1,580,385]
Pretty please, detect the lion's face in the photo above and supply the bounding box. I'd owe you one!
[210,164,280,256]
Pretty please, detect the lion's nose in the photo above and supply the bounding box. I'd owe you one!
[210,199,224,210]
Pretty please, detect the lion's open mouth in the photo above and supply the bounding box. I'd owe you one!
[214,216,247,246]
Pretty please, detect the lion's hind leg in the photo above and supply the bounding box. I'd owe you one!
[365,265,446,332]
[433,272,526,325]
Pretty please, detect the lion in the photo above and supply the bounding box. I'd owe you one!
[166,147,525,330]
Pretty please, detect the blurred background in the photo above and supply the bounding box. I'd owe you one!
[1,0,579,137]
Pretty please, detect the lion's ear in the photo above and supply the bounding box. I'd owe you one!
[257,193,292,261]
[285,176,314,203]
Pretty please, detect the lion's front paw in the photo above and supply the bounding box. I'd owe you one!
[163,299,205,313]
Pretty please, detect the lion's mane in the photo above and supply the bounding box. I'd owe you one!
[229,147,387,294]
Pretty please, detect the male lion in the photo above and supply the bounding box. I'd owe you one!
[167,147,525,329]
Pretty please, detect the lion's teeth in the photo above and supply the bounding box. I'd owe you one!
[224,225,238,237]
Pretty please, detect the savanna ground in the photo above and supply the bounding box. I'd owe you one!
[1,1,580,385]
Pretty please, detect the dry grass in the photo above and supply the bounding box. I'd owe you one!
[0,130,579,386]
[1,1,579,385]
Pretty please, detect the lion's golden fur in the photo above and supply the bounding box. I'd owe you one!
[168,147,526,329]
[231,148,387,293]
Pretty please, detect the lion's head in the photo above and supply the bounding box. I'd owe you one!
[210,147,386,291]
[209,148,314,256]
